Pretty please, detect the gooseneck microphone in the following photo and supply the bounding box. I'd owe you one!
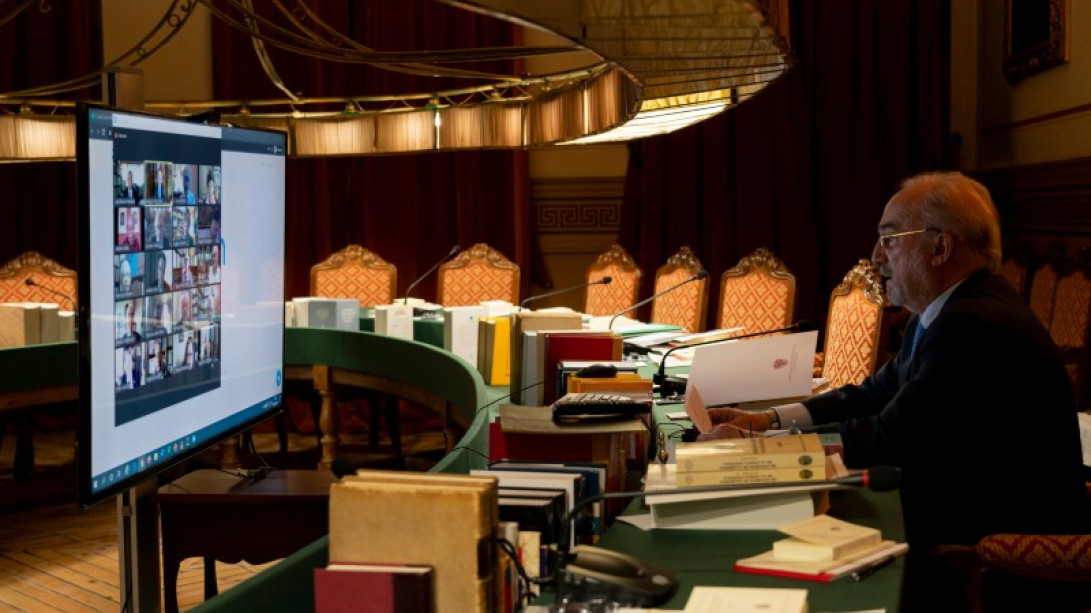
[608,269,707,330]
[552,464,901,605]
[519,276,612,310]
[653,320,814,398]
[402,244,460,304]
[25,277,76,311]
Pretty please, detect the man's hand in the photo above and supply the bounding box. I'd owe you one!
[695,408,773,441]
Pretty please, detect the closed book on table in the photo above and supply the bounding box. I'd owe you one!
[314,563,432,613]
[38,303,60,343]
[331,471,499,613]
[540,331,623,405]
[675,434,825,473]
[772,514,882,561]
[374,303,413,340]
[509,312,582,404]
[445,305,486,366]
[478,316,511,386]
[0,303,41,348]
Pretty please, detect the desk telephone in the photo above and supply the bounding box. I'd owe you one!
[551,392,649,422]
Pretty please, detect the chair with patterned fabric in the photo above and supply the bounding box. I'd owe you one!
[717,247,795,336]
[932,500,1091,613]
[584,244,641,317]
[310,245,397,307]
[437,242,520,307]
[649,246,708,333]
[0,251,77,309]
[1028,245,1067,331]
[816,259,886,389]
[999,243,1033,301]
[1048,249,1091,409]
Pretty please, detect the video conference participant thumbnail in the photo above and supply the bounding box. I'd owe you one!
[114,253,144,300]
[199,165,221,205]
[115,207,143,253]
[146,162,172,203]
[114,161,144,204]
[144,206,171,250]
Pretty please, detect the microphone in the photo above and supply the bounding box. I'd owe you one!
[402,244,459,305]
[552,464,901,605]
[653,320,814,398]
[25,277,76,311]
[608,269,707,330]
[519,276,612,310]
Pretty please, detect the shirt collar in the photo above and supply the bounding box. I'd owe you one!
[919,278,966,329]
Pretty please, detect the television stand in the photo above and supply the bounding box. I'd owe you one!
[156,468,337,613]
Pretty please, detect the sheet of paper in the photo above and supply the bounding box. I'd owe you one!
[685,331,818,406]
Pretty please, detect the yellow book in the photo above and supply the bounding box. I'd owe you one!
[568,373,653,394]
[772,514,881,561]
[676,466,825,487]
[675,434,825,473]
[331,471,500,613]
[488,316,511,386]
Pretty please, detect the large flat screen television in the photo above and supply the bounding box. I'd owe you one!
[76,104,287,507]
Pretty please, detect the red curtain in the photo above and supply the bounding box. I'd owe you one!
[618,0,950,330]
[210,0,531,301]
[0,1,102,270]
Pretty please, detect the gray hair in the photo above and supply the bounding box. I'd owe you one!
[900,171,1002,272]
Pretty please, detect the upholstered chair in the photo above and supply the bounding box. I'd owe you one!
[1048,249,1091,409]
[437,242,520,306]
[999,243,1033,301]
[649,246,708,333]
[816,259,886,388]
[1028,245,1067,331]
[0,251,77,309]
[717,247,795,336]
[310,245,397,306]
[584,244,642,317]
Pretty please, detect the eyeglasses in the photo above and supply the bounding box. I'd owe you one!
[876,228,934,249]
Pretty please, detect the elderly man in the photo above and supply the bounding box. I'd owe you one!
[699,172,1086,610]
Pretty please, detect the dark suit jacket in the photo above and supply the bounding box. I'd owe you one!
[804,270,1087,546]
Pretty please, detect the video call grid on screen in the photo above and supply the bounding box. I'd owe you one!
[112,154,224,424]
[83,107,286,504]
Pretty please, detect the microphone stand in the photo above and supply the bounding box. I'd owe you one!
[518,276,612,311]
[653,320,812,399]
[24,277,76,311]
[402,244,459,305]
[607,270,707,330]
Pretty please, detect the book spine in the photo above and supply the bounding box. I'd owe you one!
[676,452,825,473]
[675,466,825,487]
[731,563,834,583]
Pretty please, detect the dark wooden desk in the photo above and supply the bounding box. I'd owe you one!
[157,469,338,613]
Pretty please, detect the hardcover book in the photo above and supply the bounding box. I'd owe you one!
[330,471,499,613]
[314,563,433,613]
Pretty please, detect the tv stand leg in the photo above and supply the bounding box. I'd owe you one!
[118,480,162,612]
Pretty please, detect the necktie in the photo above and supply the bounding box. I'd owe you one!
[909,321,925,358]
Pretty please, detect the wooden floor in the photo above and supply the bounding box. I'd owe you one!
[0,416,445,612]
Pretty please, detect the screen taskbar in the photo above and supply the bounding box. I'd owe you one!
[90,393,283,494]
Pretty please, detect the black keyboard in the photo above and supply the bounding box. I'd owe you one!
[552,392,649,421]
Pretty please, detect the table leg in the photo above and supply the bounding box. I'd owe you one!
[315,365,339,470]
[164,555,181,613]
[203,555,218,599]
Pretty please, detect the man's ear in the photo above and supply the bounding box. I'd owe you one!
[931,231,953,265]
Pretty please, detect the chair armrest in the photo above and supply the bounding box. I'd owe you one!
[975,534,1091,582]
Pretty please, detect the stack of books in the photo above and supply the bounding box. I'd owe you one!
[733,514,908,582]
[674,434,827,487]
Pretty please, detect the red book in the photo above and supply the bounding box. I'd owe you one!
[540,332,622,405]
[314,563,433,613]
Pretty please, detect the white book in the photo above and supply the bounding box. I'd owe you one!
[481,300,516,317]
[283,301,296,327]
[444,305,486,366]
[38,303,60,343]
[684,586,808,613]
[375,303,413,340]
[57,310,75,341]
